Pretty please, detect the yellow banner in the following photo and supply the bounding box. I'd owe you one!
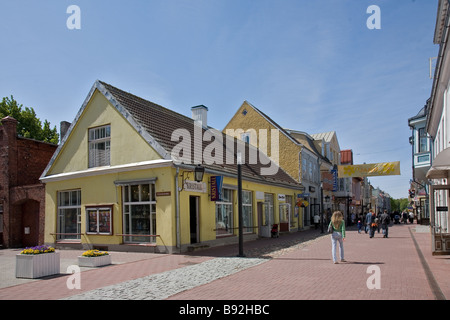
[338,161,400,178]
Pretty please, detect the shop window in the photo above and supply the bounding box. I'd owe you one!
[57,190,81,240]
[285,195,295,228]
[263,193,274,227]
[242,190,253,233]
[216,189,233,236]
[88,125,111,168]
[122,183,156,243]
[86,206,112,235]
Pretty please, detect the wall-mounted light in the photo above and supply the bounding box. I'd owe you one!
[194,164,205,182]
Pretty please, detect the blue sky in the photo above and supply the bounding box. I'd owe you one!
[0,0,439,199]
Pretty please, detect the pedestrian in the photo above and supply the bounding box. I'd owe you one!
[380,210,391,238]
[365,211,372,234]
[328,211,346,264]
[313,214,320,229]
[402,211,408,224]
[409,211,414,224]
[357,220,362,233]
[366,209,377,238]
[376,212,381,233]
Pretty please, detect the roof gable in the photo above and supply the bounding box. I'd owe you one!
[41,80,169,178]
[42,81,301,188]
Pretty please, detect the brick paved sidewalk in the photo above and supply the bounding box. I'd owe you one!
[0,250,213,300]
[0,223,447,300]
[168,223,449,300]
[0,227,322,300]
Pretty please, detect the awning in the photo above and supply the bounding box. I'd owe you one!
[426,147,450,179]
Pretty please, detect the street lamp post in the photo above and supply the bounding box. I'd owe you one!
[237,152,245,257]
[320,184,324,233]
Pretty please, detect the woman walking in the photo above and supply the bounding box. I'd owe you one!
[329,211,346,264]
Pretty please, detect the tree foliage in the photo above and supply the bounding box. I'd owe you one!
[390,198,409,212]
[0,95,59,144]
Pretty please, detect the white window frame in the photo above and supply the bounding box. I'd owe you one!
[57,189,81,241]
[88,125,111,168]
[215,188,234,236]
[86,206,113,235]
[122,183,157,243]
[242,190,253,233]
[263,193,274,227]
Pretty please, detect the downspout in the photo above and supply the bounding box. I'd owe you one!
[175,166,181,252]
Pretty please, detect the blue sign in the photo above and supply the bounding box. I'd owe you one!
[210,176,223,201]
[331,169,338,192]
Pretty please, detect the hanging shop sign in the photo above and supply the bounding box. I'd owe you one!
[296,199,309,207]
[296,193,309,207]
[338,161,400,178]
[331,169,338,191]
[210,176,223,201]
[184,180,206,193]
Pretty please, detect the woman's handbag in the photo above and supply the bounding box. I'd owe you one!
[328,223,334,233]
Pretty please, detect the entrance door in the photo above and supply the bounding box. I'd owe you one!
[22,200,40,247]
[430,184,450,255]
[257,202,263,237]
[259,197,274,238]
[189,196,199,244]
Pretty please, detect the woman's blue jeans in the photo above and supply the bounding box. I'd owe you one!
[331,231,344,262]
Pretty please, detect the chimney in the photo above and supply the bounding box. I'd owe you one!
[191,105,208,127]
[60,121,71,142]
[1,116,18,142]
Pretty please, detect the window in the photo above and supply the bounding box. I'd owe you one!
[285,195,295,228]
[241,132,251,144]
[242,190,253,233]
[418,128,428,153]
[263,193,274,227]
[86,206,112,235]
[89,125,111,168]
[279,196,292,229]
[326,143,331,160]
[216,189,233,236]
[57,190,81,240]
[122,183,156,243]
[279,203,289,223]
[302,158,307,181]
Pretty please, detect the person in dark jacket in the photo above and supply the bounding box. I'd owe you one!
[366,209,377,238]
[380,210,391,238]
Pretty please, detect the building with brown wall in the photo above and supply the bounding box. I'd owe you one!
[0,116,57,248]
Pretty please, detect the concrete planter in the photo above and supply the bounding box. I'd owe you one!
[15,252,60,279]
[78,254,111,267]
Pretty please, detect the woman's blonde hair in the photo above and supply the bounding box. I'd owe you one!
[331,211,344,229]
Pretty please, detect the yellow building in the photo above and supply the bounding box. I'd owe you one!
[223,101,331,228]
[40,81,304,253]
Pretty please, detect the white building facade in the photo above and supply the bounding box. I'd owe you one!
[426,0,450,254]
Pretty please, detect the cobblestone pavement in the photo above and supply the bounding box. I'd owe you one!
[0,223,448,302]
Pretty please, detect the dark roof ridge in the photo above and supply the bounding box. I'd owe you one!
[99,80,200,127]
